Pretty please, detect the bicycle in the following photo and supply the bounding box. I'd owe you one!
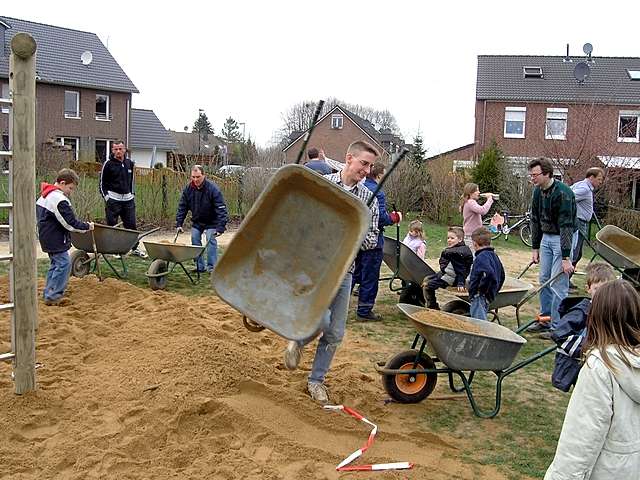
[483,211,532,247]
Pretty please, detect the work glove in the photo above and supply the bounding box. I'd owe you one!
[389,211,403,224]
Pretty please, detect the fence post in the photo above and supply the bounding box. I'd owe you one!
[161,173,168,223]
[10,33,38,394]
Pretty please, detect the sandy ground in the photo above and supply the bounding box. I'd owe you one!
[0,229,236,260]
[0,274,519,480]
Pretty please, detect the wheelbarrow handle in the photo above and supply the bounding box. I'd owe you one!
[517,261,535,279]
[138,226,162,241]
[516,270,566,309]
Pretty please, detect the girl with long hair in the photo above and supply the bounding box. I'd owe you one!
[460,183,495,249]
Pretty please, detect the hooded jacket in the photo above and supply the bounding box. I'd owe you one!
[36,183,90,253]
[467,246,505,302]
[545,347,640,479]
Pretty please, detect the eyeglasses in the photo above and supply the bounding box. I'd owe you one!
[529,171,543,178]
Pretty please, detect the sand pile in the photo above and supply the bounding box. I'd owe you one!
[412,309,482,335]
[0,276,510,479]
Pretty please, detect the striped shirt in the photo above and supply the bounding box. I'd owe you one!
[324,173,380,272]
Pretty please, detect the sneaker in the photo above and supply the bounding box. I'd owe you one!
[131,248,148,258]
[356,311,383,322]
[307,382,329,404]
[44,297,62,306]
[527,321,551,333]
[113,254,122,259]
[284,341,303,370]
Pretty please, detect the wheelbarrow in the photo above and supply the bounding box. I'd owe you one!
[375,304,556,418]
[70,224,160,280]
[381,231,534,324]
[590,225,640,289]
[143,234,207,290]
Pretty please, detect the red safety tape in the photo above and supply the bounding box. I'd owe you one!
[323,405,414,472]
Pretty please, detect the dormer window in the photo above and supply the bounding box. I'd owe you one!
[523,66,543,78]
[331,114,343,129]
[627,69,640,81]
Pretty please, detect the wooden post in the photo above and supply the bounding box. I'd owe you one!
[10,33,38,394]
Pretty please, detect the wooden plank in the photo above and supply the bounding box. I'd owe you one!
[10,33,38,394]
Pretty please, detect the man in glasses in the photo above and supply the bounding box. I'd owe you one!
[526,158,577,337]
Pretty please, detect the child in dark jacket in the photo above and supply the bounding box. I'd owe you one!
[468,227,505,320]
[422,227,473,310]
[550,262,616,392]
[36,169,93,305]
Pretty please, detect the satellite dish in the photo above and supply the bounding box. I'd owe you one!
[573,61,591,83]
[80,51,93,66]
[583,43,593,55]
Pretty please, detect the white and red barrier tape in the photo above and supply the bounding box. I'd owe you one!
[323,405,414,472]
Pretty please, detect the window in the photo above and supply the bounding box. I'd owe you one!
[95,94,110,120]
[1,83,10,114]
[95,139,111,163]
[56,137,79,161]
[64,90,80,118]
[626,69,640,81]
[523,66,543,78]
[331,114,343,129]
[504,107,526,138]
[545,108,568,140]
[618,111,640,143]
[1,134,8,151]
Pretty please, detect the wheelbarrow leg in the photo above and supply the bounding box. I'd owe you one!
[452,370,505,419]
[448,370,475,393]
[177,261,199,285]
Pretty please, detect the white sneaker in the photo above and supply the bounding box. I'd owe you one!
[131,248,148,258]
[284,341,302,370]
[307,382,329,404]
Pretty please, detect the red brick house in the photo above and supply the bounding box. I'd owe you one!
[282,105,406,164]
[448,54,640,208]
[0,16,138,164]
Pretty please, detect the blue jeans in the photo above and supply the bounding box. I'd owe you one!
[299,273,352,385]
[352,248,383,316]
[191,227,218,272]
[469,295,488,320]
[539,234,569,330]
[44,251,71,301]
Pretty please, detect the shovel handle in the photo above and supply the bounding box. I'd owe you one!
[294,100,325,165]
[91,229,102,281]
[173,230,180,243]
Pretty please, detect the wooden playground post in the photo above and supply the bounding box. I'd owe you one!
[10,33,38,394]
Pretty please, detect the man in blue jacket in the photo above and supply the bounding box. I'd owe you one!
[176,165,229,273]
[352,161,401,321]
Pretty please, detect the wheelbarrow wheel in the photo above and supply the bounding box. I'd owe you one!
[243,315,266,332]
[442,299,470,316]
[382,349,437,404]
[147,259,168,290]
[70,250,91,278]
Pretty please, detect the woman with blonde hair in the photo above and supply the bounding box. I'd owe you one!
[545,279,640,479]
[460,183,495,249]
[402,220,426,260]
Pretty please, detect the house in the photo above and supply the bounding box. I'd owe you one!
[129,109,177,168]
[0,16,138,163]
[449,53,640,209]
[282,105,407,163]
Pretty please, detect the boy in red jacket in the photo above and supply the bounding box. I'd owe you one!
[36,169,94,305]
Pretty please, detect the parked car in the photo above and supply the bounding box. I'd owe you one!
[218,165,246,177]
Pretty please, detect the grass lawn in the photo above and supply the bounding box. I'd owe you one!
[8,219,578,479]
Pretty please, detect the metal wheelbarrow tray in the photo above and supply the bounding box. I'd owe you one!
[592,225,640,287]
[70,224,160,279]
[143,241,207,290]
[375,303,555,418]
[212,164,371,341]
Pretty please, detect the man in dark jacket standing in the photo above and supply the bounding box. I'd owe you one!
[99,140,145,257]
[176,165,229,273]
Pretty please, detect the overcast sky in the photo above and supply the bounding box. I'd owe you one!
[4,1,640,154]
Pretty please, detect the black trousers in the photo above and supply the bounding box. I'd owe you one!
[105,199,138,250]
[423,275,449,309]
